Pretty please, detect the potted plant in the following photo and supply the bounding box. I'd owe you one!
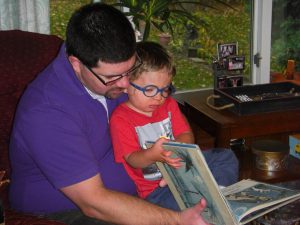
[111,0,233,41]
[158,32,171,46]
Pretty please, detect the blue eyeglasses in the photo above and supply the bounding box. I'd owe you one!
[130,82,175,98]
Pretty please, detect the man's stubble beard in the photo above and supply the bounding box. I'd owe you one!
[104,87,126,99]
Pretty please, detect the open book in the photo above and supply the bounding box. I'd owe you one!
[145,141,300,225]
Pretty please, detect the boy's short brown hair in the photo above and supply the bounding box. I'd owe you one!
[130,41,176,81]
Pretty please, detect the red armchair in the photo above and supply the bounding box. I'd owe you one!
[0,30,65,224]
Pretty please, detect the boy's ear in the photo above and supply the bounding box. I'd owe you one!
[68,55,82,74]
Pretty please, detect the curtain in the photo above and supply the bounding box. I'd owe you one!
[0,0,49,34]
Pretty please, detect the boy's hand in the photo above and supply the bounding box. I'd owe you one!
[149,138,182,168]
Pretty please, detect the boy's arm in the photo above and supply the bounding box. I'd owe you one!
[125,138,181,169]
[125,149,156,168]
[174,131,194,144]
[168,97,194,144]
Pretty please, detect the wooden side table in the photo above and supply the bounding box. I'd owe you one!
[174,89,300,182]
[174,89,300,148]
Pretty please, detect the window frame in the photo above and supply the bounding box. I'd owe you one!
[252,0,273,84]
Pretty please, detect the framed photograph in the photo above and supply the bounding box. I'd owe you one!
[215,76,227,89]
[226,55,245,71]
[226,75,243,87]
[217,42,238,60]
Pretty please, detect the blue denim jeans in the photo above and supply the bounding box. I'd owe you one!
[203,148,239,186]
[42,209,115,225]
[146,186,180,211]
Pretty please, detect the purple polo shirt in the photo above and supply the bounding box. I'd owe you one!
[9,44,136,214]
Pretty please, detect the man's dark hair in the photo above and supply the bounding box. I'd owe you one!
[66,3,136,67]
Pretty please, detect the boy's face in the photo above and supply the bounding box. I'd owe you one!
[127,68,172,116]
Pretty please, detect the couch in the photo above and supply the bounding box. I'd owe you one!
[0,30,65,224]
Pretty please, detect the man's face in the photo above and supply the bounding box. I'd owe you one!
[76,54,138,99]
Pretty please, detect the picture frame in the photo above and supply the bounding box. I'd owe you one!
[217,42,238,60]
[226,55,245,71]
[226,75,243,87]
[215,75,243,89]
[215,75,227,89]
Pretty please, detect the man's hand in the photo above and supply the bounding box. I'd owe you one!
[180,198,211,225]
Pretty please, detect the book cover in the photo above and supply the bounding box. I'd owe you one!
[146,141,300,225]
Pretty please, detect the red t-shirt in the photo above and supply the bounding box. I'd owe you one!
[110,97,190,198]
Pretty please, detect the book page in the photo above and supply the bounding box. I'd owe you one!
[222,180,300,224]
[147,141,237,225]
[147,141,300,225]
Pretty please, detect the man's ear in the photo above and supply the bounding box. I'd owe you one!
[68,55,82,74]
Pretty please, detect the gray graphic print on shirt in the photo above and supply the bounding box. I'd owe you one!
[135,112,174,181]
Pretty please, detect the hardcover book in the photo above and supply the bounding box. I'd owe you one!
[145,141,300,225]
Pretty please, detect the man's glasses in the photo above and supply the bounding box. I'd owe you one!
[85,54,143,86]
[130,82,175,98]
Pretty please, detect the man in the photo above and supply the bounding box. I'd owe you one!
[9,3,211,225]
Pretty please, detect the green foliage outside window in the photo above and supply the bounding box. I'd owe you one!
[50,0,91,40]
[167,2,251,89]
[50,0,251,91]
[271,0,300,72]
[109,0,234,41]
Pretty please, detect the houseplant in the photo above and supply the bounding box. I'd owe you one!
[111,0,233,41]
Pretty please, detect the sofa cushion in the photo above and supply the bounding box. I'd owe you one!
[0,92,22,176]
[0,30,63,95]
[0,30,63,224]
[0,30,63,175]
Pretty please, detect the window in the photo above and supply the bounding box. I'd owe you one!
[252,0,272,84]
[253,0,300,84]
[50,0,254,91]
[270,0,300,75]
[146,1,254,91]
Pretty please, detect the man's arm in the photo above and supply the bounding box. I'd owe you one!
[61,174,210,225]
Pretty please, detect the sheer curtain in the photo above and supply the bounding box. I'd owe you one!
[0,0,49,34]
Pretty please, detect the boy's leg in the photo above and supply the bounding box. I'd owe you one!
[203,148,239,186]
[42,209,116,225]
[146,186,180,211]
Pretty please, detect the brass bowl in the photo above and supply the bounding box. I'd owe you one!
[252,140,289,171]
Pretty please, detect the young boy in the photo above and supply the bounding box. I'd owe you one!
[110,41,238,211]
